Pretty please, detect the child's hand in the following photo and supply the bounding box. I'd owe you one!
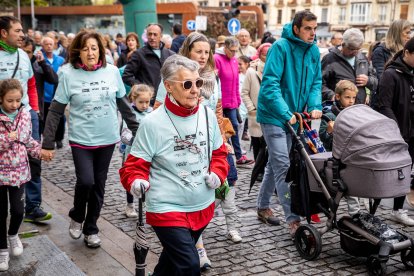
[327,121,335,134]
[41,149,55,161]
[8,131,17,141]
[225,142,234,154]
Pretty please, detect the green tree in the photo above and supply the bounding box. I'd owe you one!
[50,0,92,5]
[0,0,48,7]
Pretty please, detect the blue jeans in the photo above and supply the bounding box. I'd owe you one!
[223,108,242,160]
[257,123,300,223]
[226,153,237,186]
[25,110,42,213]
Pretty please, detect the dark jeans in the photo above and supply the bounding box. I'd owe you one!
[25,109,42,213]
[152,226,206,276]
[43,102,65,142]
[223,108,242,160]
[69,145,115,235]
[0,186,25,249]
[227,153,237,186]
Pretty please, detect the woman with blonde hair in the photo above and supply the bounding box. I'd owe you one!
[372,19,412,81]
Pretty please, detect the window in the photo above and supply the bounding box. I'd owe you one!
[277,9,283,24]
[321,8,328,23]
[350,3,371,24]
[338,7,346,24]
[379,5,387,22]
[291,9,296,21]
[199,1,208,7]
[400,5,409,20]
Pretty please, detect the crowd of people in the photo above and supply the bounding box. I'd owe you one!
[1,10,414,275]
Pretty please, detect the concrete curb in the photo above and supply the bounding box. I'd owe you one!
[41,177,158,275]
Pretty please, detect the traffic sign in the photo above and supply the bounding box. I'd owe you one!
[196,16,207,31]
[186,20,196,31]
[227,18,241,36]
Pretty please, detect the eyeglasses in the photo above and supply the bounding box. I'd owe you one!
[226,47,238,54]
[168,78,204,90]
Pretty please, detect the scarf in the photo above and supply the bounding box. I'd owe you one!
[199,67,216,99]
[77,61,103,71]
[0,40,18,54]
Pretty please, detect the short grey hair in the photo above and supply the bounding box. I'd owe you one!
[342,28,364,48]
[224,37,239,48]
[161,55,200,81]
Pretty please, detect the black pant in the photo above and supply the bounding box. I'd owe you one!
[393,138,414,210]
[0,186,25,249]
[43,102,65,142]
[126,191,134,204]
[69,145,115,235]
[152,226,205,276]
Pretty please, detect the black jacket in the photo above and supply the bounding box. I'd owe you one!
[371,42,392,82]
[322,47,377,104]
[378,51,414,141]
[122,43,175,100]
[30,56,59,120]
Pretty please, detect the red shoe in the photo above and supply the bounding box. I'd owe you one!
[311,214,321,223]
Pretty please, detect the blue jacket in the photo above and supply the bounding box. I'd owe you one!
[257,22,322,130]
[43,53,64,103]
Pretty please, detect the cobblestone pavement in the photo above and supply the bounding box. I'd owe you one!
[43,141,414,275]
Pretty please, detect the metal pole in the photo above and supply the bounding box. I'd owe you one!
[17,0,21,20]
[31,0,36,29]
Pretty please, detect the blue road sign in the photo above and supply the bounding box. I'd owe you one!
[227,18,241,36]
[187,20,196,31]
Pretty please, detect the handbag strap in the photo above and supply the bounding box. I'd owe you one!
[205,105,211,173]
[11,50,20,79]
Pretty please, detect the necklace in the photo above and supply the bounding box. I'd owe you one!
[164,105,201,154]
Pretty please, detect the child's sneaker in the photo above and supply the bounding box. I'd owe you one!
[227,230,242,243]
[8,235,23,256]
[125,204,138,218]
[24,207,52,223]
[0,250,9,272]
[197,247,211,270]
[236,155,254,166]
[391,209,414,226]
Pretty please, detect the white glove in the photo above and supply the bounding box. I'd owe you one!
[121,128,134,146]
[130,179,150,198]
[204,172,221,189]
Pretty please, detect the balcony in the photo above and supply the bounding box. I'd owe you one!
[287,0,298,7]
[376,0,389,3]
[319,0,330,5]
[303,0,312,6]
[337,0,347,4]
[276,0,284,7]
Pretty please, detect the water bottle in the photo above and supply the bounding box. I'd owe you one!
[119,143,127,154]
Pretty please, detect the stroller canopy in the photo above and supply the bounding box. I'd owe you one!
[332,105,411,169]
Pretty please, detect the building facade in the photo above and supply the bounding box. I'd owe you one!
[268,0,413,43]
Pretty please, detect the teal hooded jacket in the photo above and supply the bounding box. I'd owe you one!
[257,22,322,130]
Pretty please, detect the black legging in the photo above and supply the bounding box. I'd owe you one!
[69,145,115,235]
[393,138,414,210]
[0,186,25,249]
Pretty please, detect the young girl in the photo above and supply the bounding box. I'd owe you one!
[0,79,42,271]
[121,84,154,218]
[319,80,361,216]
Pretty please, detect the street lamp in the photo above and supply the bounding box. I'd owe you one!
[31,0,36,29]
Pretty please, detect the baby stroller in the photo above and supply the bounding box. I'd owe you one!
[286,105,414,276]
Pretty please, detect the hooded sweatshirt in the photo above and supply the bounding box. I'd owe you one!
[378,51,414,141]
[214,48,240,109]
[257,22,322,129]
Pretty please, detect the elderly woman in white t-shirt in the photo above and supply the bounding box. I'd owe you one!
[120,55,228,275]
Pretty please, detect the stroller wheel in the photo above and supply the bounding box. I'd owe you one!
[401,248,414,270]
[367,255,387,276]
[294,224,322,260]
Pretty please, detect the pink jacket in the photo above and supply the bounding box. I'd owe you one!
[0,107,40,187]
[214,49,240,109]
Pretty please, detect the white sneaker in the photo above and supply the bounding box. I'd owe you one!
[391,209,414,226]
[125,204,138,218]
[8,235,23,256]
[84,234,101,248]
[0,250,9,272]
[197,247,211,270]
[227,230,242,243]
[69,219,83,239]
